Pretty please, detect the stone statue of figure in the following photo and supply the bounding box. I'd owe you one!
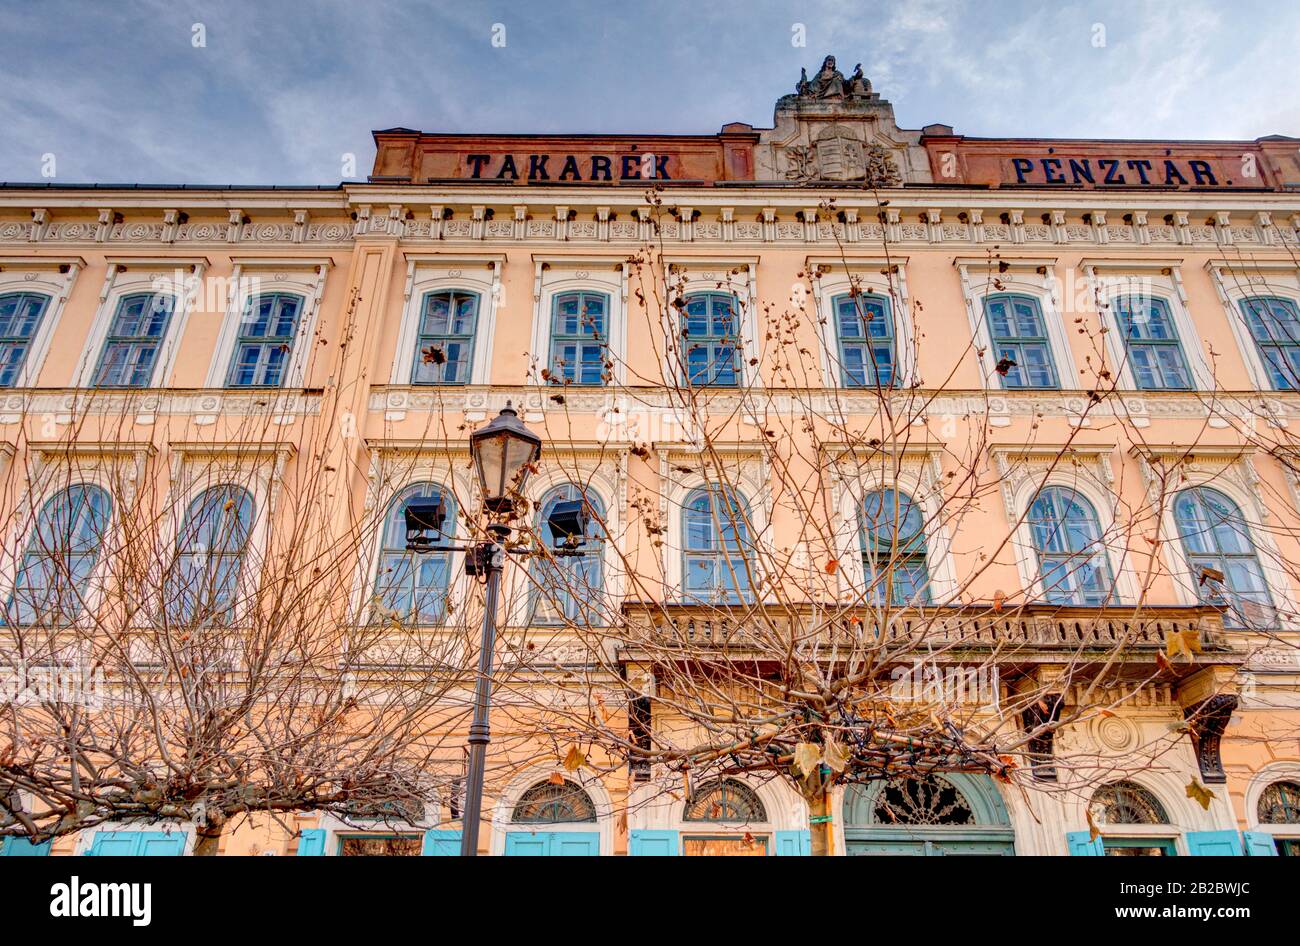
[796,67,810,96]
[848,63,872,98]
[811,55,845,99]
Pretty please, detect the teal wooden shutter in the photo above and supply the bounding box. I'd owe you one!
[88,831,185,856]
[139,833,186,856]
[504,832,551,856]
[551,832,600,856]
[421,830,461,856]
[296,828,327,856]
[1186,830,1243,856]
[628,829,679,856]
[1,837,51,856]
[774,829,812,856]
[1066,831,1105,856]
[1243,831,1278,856]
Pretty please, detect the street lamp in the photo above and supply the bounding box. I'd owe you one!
[460,403,540,856]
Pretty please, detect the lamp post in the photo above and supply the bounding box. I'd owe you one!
[459,404,541,856]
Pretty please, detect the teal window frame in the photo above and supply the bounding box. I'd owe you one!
[983,293,1059,389]
[1173,486,1275,629]
[1112,295,1193,390]
[1028,486,1116,606]
[1239,295,1300,391]
[530,485,605,626]
[373,482,456,625]
[682,485,754,603]
[8,484,112,626]
[0,291,51,387]
[226,292,303,388]
[860,488,931,606]
[336,833,423,856]
[1102,837,1178,856]
[411,289,478,385]
[164,485,256,626]
[833,291,895,387]
[92,292,176,387]
[681,292,741,387]
[548,290,609,386]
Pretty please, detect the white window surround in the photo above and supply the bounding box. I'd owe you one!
[501,453,625,627]
[1244,762,1300,838]
[389,254,503,386]
[1131,445,1298,625]
[660,257,761,389]
[312,801,446,856]
[0,442,153,629]
[1080,259,1214,393]
[351,451,478,627]
[72,820,195,855]
[807,255,918,389]
[72,257,208,388]
[0,255,84,388]
[202,258,330,388]
[655,446,770,601]
[527,256,628,387]
[490,766,615,856]
[1060,769,1237,855]
[827,447,960,606]
[627,774,806,840]
[1206,260,1300,392]
[956,257,1078,392]
[989,444,1141,605]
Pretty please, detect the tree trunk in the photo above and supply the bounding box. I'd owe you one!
[809,783,833,856]
[193,823,224,856]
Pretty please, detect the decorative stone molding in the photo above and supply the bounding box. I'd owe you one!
[1183,694,1238,784]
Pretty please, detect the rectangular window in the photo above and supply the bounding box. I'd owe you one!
[549,291,608,385]
[1114,296,1192,390]
[92,293,175,388]
[683,293,740,387]
[835,293,894,387]
[338,834,422,856]
[227,293,302,387]
[412,290,478,384]
[1102,838,1177,856]
[984,294,1058,389]
[0,292,50,387]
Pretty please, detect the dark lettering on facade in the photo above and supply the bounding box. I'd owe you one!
[1005,155,1237,187]
[462,153,673,182]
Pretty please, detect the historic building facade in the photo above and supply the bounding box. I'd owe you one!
[2,56,1300,856]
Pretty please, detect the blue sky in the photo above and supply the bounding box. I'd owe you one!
[1,0,1295,184]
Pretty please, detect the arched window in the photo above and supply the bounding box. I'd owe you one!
[860,488,930,605]
[1028,486,1115,605]
[683,779,767,823]
[511,779,598,824]
[0,291,51,387]
[93,292,176,387]
[984,293,1058,389]
[227,292,303,387]
[833,292,894,387]
[166,485,255,625]
[548,291,608,386]
[1239,296,1300,390]
[411,290,478,385]
[1258,781,1300,824]
[872,775,975,826]
[10,485,112,625]
[1112,295,1192,390]
[1091,781,1168,825]
[1173,487,1274,629]
[682,485,753,602]
[374,483,456,625]
[681,292,740,387]
[530,485,605,625]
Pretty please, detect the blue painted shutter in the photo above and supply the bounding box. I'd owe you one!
[628,829,679,856]
[1242,831,1278,856]
[139,833,186,856]
[421,830,461,856]
[88,831,185,856]
[296,828,327,856]
[1186,830,1243,856]
[551,832,600,856]
[774,829,812,856]
[1,837,51,856]
[1066,831,1105,856]
[504,832,552,856]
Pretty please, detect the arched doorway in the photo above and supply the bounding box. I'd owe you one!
[843,774,1015,855]
[503,778,600,856]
